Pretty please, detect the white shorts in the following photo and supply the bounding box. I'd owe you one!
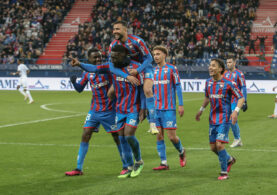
[19,77,28,89]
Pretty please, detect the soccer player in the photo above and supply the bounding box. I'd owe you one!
[108,20,158,135]
[151,46,186,170]
[71,45,145,178]
[224,55,247,147]
[268,86,277,118]
[65,48,128,176]
[195,58,245,180]
[10,59,34,104]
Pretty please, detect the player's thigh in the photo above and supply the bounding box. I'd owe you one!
[99,111,117,133]
[115,113,127,132]
[83,110,100,132]
[160,110,177,130]
[215,123,230,143]
[20,78,28,89]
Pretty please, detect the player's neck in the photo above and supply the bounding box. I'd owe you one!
[230,67,236,72]
[121,34,128,43]
[158,61,166,67]
[213,74,222,81]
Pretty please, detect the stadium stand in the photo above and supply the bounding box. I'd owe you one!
[0,0,75,65]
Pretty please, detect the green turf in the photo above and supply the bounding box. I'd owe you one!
[0,91,277,194]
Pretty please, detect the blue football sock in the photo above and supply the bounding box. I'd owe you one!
[116,143,128,169]
[157,140,167,162]
[146,97,156,123]
[171,139,183,153]
[77,142,89,171]
[218,149,228,173]
[231,122,240,139]
[119,136,133,167]
[125,135,142,162]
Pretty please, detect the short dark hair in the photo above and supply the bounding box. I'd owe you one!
[87,48,100,57]
[211,58,225,74]
[153,45,168,56]
[113,20,128,28]
[226,53,236,61]
[111,45,128,54]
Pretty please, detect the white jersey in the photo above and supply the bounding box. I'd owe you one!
[17,64,29,78]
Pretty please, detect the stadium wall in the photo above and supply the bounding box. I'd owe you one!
[0,77,276,94]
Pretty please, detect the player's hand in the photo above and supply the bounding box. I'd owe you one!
[127,75,140,86]
[70,75,77,84]
[230,111,238,125]
[10,72,16,76]
[195,111,202,121]
[128,69,138,76]
[178,106,184,117]
[242,102,248,112]
[139,109,147,123]
[70,57,80,67]
[107,85,115,101]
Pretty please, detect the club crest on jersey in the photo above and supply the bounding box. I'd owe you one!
[127,42,133,49]
[232,73,236,78]
[164,68,168,73]
[219,82,224,88]
[89,73,95,78]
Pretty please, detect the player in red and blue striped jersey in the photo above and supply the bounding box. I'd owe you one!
[151,46,186,171]
[196,58,245,180]
[65,48,129,176]
[108,20,159,135]
[72,45,146,179]
[224,55,248,148]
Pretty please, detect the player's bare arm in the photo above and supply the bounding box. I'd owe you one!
[230,97,245,125]
[196,97,210,121]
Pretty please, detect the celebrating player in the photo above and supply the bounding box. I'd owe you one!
[108,20,158,135]
[224,55,247,147]
[10,59,34,104]
[195,58,245,180]
[151,46,186,170]
[65,48,128,176]
[71,45,146,178]
[268,86,277,118]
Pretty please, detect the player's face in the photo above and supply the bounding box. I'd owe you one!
[88,52,102,65]
[113,24,126,41]
[153,50,165,65]
[111,51,125,66]
[226,59,235,71]
[209,60,222,77]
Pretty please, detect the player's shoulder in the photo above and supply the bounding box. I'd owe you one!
[222,77,235,86]
[130,60,141,68]
[235,69,244,76]
[165,63,177,70]
[128,34,144,43]
[206,77,213,83]
[109,40,119,48]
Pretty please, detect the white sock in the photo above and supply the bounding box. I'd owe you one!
[18,88,27,97]
[274,102,277,115]
[161,160,167,165]
[26,90,33,102]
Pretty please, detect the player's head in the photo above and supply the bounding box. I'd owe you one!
[17,59,23,65]
[113,20,128,41]
[87,48,102,65]
[111,45,129,68]
[153,45,168,65]
[226,53,236,71]
[209,58,225,77]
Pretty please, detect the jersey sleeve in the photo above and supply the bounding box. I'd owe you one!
[229,81,243,100]
[205,80,209,98]
[73,72,89,92]
[237,71,247,100]
[80,63,110,73]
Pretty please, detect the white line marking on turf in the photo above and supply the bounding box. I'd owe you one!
[40,103,81,113]
[0,142,276,153]
[0,114,85,129]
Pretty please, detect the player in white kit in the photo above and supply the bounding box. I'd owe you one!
[11,59,34,104]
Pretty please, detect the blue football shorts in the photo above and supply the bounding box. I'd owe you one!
[209,123,231,144]
[155,110,177,130]
[114,112,139,131]
[83,110,116,133]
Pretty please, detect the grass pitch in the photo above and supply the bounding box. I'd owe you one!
[0,91,277,194]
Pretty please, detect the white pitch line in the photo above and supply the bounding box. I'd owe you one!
[0,113,85,129]
[40,103,81,113]
[0,142,277,153]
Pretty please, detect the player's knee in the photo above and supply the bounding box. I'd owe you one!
[111,132,120,145]
[215,142,224,151]
[82,129,93,142]
[156,133,164,141]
